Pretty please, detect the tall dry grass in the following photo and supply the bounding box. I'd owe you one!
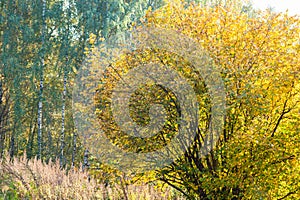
[0,153,99,199]
[0,153,185,199]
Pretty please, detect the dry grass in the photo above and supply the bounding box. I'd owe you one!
[0,153,99,199]
[0,153,185,200]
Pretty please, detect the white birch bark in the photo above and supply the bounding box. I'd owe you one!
[37,0,46,159]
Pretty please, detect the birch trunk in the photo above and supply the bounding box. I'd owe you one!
[82,149,90,172]
[37,0,46,159]
[71,129,77,168]
[60,2,71,168]
[60,67,67,168]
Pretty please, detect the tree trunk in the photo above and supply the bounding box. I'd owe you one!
[71,130,77,168]
[9,128,15,159]
[0,95,9,157]
[37,0,46,159]
[82,149,90,172]
[0,80,5,157]
[60,68,67,168]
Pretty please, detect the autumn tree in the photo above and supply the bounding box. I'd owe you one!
[89,1,300,199]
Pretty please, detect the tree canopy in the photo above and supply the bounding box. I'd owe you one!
[0,0,299,199]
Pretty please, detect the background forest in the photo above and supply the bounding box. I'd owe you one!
[0,0,299,199]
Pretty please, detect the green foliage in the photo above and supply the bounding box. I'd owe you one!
[0,0,163,162]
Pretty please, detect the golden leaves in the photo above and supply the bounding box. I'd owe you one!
[144,1,300,198]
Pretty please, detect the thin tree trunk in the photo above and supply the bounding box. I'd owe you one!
[26,103,36,159]
[71,130,77,168]
[82,149,90,172]
[0,80,4,157]
[60,2,71,168]
[37,0,46,159]
[60,67,67,168]
[0,2,11,158]
[9,126,15,159]
[46,120,52,161]
[0,80,2,106]
[37,76,43,159]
